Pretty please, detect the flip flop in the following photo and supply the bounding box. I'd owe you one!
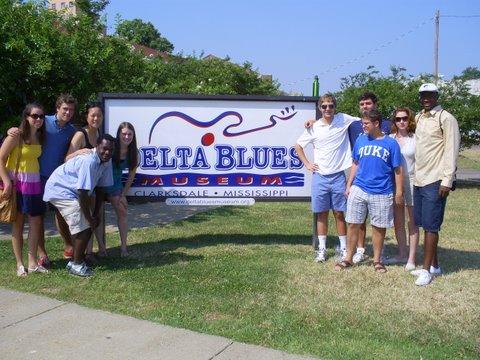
[28,265,49,274]
[17,265,27,277]
[373,262,387,273]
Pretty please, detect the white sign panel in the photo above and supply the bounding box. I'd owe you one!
[101,94,317,201]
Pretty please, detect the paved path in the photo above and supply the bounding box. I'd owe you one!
[0,202,213,241]
[0,287,316,360]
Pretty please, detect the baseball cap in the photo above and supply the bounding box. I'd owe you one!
[419,83,439,93]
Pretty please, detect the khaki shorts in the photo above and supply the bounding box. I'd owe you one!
[49,199,90,235]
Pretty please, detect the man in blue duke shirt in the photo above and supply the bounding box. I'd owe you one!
[347,91,392,264]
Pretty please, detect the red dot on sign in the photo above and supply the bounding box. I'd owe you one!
[201,133,215,146]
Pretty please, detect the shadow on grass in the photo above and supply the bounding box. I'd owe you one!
[97,229,480,274]
[455,180,480,189]
[381,242,480,273]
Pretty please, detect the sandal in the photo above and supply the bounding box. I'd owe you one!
[373,262,387,273]
[28,265,49,274]
[334,260,352,271]
[17,265,27,277]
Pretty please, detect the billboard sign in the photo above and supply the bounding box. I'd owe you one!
[101,93,318,203]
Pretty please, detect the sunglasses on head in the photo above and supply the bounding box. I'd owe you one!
[395,116,409,123]
[320,104,335,110]
[86,101,102,110]
[29,113,45,120]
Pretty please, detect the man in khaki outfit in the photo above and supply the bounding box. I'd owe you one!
[411,83,460,286]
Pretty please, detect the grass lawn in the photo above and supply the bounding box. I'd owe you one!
[458,146,480,170]
[1,184,479,360]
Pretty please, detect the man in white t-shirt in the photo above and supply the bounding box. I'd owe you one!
[295,93,360,262]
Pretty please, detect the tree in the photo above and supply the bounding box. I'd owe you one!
[141,55,280,96]
[455,66,480,80]
[335,66,480,148]
[115,18,174,53]
[76,0,109,19]
[0,0,146,133]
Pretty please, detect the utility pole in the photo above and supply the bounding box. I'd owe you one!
[434,10,440,84]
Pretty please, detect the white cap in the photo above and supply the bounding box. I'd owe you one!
[419,83,439,93]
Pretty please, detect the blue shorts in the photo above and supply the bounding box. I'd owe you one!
[414,181,447,232]
[311,171,346,213]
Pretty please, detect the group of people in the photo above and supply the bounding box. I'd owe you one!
[295,84,460,286]
[0,94,139,277]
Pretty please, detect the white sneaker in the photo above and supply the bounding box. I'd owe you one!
[340,248,347,262]
[314,248,327,262]
[430,266,442,276]
[405,263,416,271]
[414,269,433,286]
[352,248,365,264]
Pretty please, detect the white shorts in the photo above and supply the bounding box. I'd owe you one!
[346,185,394,228]
[49,199,90,235]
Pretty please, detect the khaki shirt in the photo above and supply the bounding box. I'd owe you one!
[414,105,460,188]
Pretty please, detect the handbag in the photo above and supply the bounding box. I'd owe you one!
[0,139,22,223]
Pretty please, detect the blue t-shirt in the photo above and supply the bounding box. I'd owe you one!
[351,134,402,194]
[39,115,76,178]
[348,119,392,147]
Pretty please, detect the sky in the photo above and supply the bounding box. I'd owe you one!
[101,0,480,96]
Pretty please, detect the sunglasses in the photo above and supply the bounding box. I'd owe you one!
[86,101,102,110]
[320,104,335,110]
[29,113,45,120]
[395,116,409,123]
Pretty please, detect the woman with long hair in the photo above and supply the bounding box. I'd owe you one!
[102,122,139,257]
[0,103,47,276]
[384,107,419,271]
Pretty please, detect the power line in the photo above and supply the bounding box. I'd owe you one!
[441,15,480,18]
[284,14,479,90]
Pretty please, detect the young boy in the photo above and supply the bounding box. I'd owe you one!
[295,93,359,262]
[336,110,403,272]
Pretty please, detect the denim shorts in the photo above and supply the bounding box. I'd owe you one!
[311,171,347,213]
[414,181,447,232]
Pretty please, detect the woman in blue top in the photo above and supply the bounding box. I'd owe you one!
[104,122,139,257]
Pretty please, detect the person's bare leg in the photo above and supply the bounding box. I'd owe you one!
[94,200,107,256]
[55,210,73,256]
[392,204,408,259]
[72,228,93,265]
[27,216,43,270]
[423,231,439,269]
[371,225,387,272]
[12,214,25,271]
[111,197,129,256]
[357,221,367,249]
[37,214,48,258]
[406,206,419,266]
[333,210,347,237]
